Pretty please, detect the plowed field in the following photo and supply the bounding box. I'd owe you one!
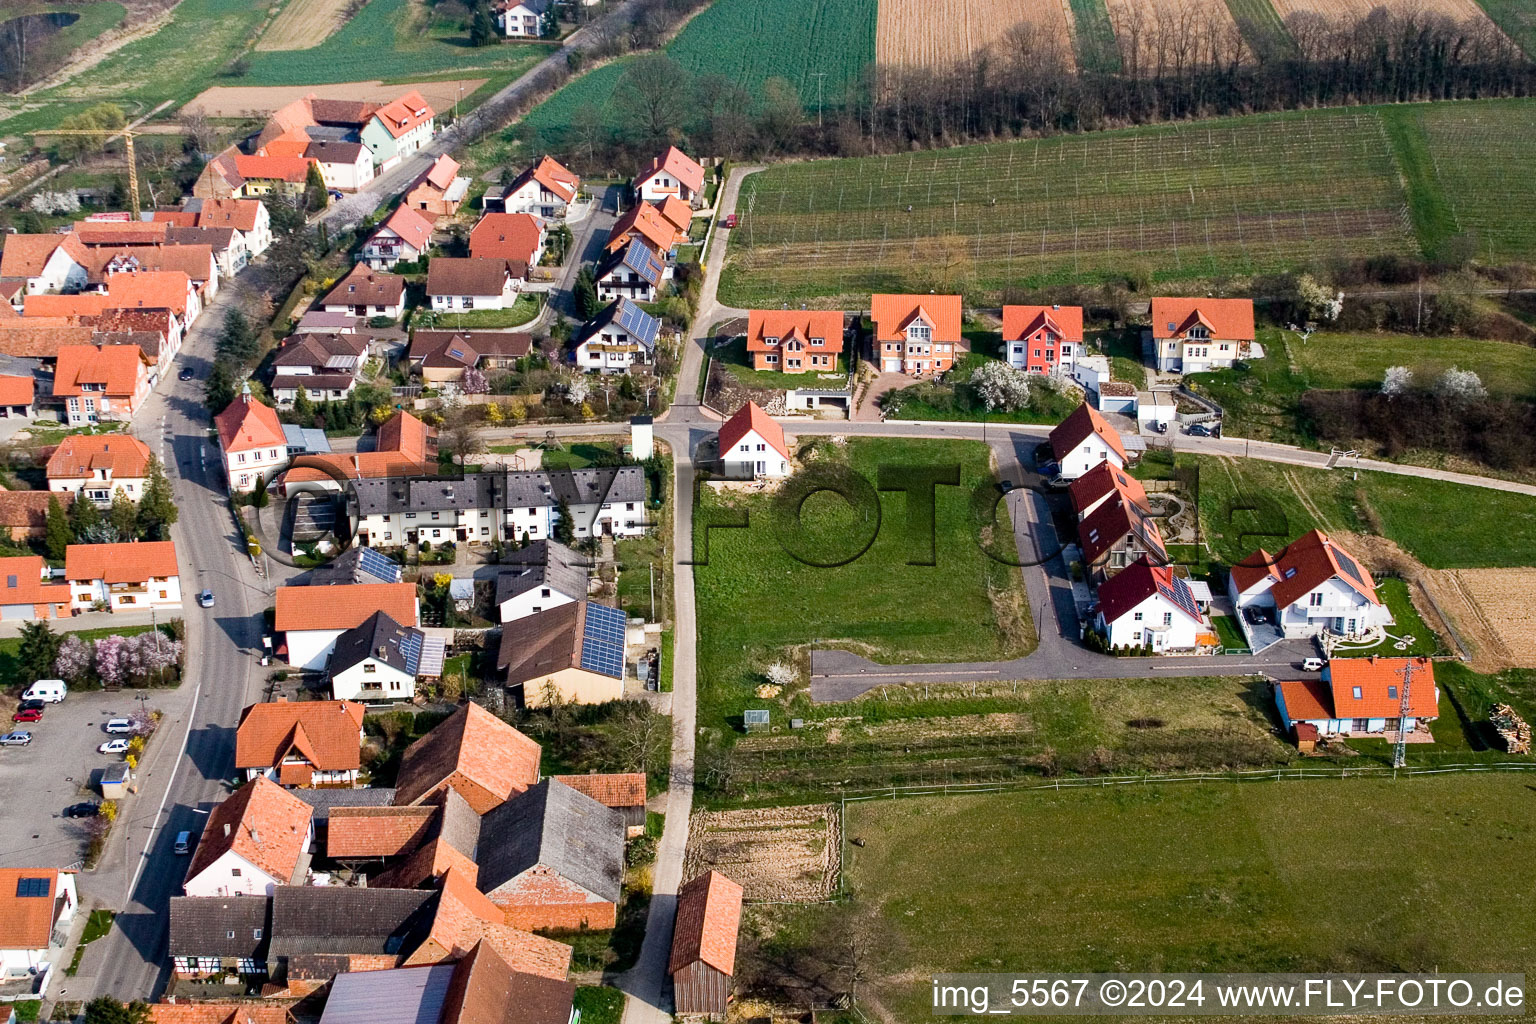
[876,0,1076,70]
[1103,0,1249,70]
[683,804,840,902]
[1270,0,1497,29]
[1441,568,1536,667]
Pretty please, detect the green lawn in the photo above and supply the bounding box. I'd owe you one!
[572,987,624,1024]
[1292,330,1536,399]
[712,336,847,392]
[487,441,624,469]
[1222,0,1294,60]
[693,438,1033,738]
[1331,577,1443,658]
[1210,612,1246,650]
[65,909,114,975]
[1193,455,1536,569]
[417,293,540,329]
[1,2,127,89]
[830,774,1536,1021]
[1066,0,1121,73]
[881,342,1080,425]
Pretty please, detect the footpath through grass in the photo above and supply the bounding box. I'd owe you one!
[693,438,1033,737]
[838,773,1536,1020]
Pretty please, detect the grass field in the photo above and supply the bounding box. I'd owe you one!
[712,336,847,391]
[240,0,556,86]
[1066,0,1122,72]
[720,106,1417,306]
[1223,0,1295,59]
[256,0,354,51]
[1414,99,1536,265]
[1474,0,1536,55]
[0,2,127,87]
[693,438,1031,736]
[524,0,875,137]
[1192,455,1536,569]
[834,774,1536,1020]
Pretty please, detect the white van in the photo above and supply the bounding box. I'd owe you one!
[104,718,132,734]
[174,831,192,855]
[21,679,67,703]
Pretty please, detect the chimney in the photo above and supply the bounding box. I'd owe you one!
[223,823,231,837]
[378,645,388,659]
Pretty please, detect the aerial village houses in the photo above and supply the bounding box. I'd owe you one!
[870,293,961,376]
[234,699,366,788]
[1077,477,1166,580]
[494,0,553,37]
[1094,555,1214,652]
[407,330,532,387]
[718,401,791,480]
[182,777,315,898]
[0,867,78,981]
[1229,529,1394,648]
[497,600,627,706]
[366,91,437,170]
[361,205,435,269]
[745,309,845,373]
[491,155,580,218]
[0,374,33,418]
[594,240,665,304]
[404,153,469,219]
[669,870,745,1017]
[551,773,647,837]
[270,331,369,405]
[52,343,153,426]
[46,432,152,505]
[274,581,420,671]
[1275,657,1439,740]
[495,539,588,623]
[321,264,407,320]
[426,258,522,313]
[215,389,290,493]
[573,298,660,373]
[1149,297,1255,374]
[166,896,273,981]
[66,540,181,612]
[469,212,545,268]
[0,233,90,294]
[0,555,71,621]
[605,201,680,262]
[635,146,705,206]
[1049,401,1128,480]
[393,701,542,814]
[326,610,435,702]
[1003,303,1083,376]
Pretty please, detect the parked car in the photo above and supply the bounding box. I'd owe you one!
[998,480,1015,494]
[62,802,99,818]
[104,718,132,734]
[16,699,45,713]
[722,213,738,228]
[174,830,193,855]
[0,731,31,746]
[1147,420,1167,434]
[1186,422,1213,437]
[13,708,43,723]
[178,366,196,381]
[199,589,215,608]
[98,738,130,755]
[1301,657,1325,672]
[21,679,66,703]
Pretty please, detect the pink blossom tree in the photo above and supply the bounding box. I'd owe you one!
[93,634,127,689]
[461,367,490,394]
[54,635,92,684]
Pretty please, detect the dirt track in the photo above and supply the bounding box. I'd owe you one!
[184,78,488,117]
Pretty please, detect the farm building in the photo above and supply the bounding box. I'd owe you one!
[1229,529,1393,649]
[1148,297,1255,374]
[549,773,646,836]
[1002,304,1083,375]
[1275,657,1438,739]
[668,870,744,1017]
[869,293,961,376]
[744,309,845,373]
[497,601,627,706]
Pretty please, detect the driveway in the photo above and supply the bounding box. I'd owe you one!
[854,371,914,421]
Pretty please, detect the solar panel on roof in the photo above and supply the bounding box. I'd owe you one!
[357,547,403,584]
[1158,575,1201,621]
[416,636,445,678]
[15,877,49,898]
[615,300,659,343]
[398,631,422,675]
[1334,550,1366,586]
[580,603,626,678]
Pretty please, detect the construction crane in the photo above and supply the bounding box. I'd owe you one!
[29,125,141,218]
[1392,658,1418,769]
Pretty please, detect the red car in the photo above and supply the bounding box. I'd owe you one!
[13,707,42,723]
[722,214,738,229]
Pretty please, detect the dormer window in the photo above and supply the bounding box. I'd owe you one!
[1188,325,1209,340]
[765,336,778,346]
[907,322,931,343]
[810,337,824,346]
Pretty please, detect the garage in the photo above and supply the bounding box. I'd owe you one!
[1,603,33,620]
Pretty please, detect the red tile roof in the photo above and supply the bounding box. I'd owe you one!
[469,214,543,265]
[24,293,109,318]
[375,409,434,462]
[375,90,435,139]
[65,540,178,583]
[274,582,418,632]
[0,490,71,533]
[235,699,365,773]
[401,867,573,980]
[46,433,152,480]
[326,805,437,858]
[185,777,313,887]
[377,205,435,253]
[52,344,150,399]
[669,870,743,976]
[0,373,34,406]
[1068,460,1148,518]
[1049,402,1127,463]
[0,322,96,357]
[394,701,541,814]
[549,773,645,809]
[322,264,406,307]
[1277,679,1333,721]
[606,202,678,255]
[870,293,963,342]
[417,153,460,193]
[655,196,692,234]
[0,868,66,948]
[198,199,264,233]
[516,155,579,204]
[745,310,845,355]
[233,154,313,184]
[1328,657,1437,719]
[1002,304,1084,343]
[1150,297,1255,341]
[1231,529,1381,610]
[719,401,788,461]
[106,270,193,315]
[73,222,168,246]
[1094,555,1202,626]
[1,233,87,277]
[0,555,69,607]
[215,393,286,454]
[149,1003,293,1024]
[638,146,704,195]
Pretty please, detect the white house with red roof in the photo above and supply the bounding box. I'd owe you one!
[46,433,152,506]
[182,777,314,897]
[0,867,77,981]
[1275,657,1438,738]
[215,387,290,493]
[1149,297,1255,374]
[65,540,181,612]
[719,402,790,479]
[361,91,436,171]
[1094,555,1214,652]
[635,146,705,206]
[1003,304,1083,376]
[361,206,435,269]
[1048,402,1128,480]
[495,155,581,219]
[1228,529,1394,647]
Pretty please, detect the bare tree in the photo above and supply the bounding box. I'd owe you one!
[614,54,690,148]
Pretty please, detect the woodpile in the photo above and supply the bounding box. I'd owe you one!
[1490,704,1531,754]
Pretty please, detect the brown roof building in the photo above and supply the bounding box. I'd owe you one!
[668,870,744,1017]
[235,699,366,788]
[182,777,315,897]
[393,701,541,815]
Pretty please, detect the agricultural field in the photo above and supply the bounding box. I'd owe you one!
[1444,568,1536,667]
[1222,0,1293,60]
[683,805,839,901]
[185,78,488,118]
[523,0,875,137]
[828,775,1536,1021]
[1067,0,1121,71]
[1474,0,1536,55]
[1289,330,1536,398]
[0,2,128,91]
[720,107,1414,307]
[1415,100,1536,265]
[875,0,1076,71]
[1103,0,1249,70]
[692,438,1032,737]
[255,0,356,51]
[1270,0,1498,29]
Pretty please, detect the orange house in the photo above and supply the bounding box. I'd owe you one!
[52,343,152,426]
[0,555,71,619]
[869,293,963,376]
[744,310,845,373]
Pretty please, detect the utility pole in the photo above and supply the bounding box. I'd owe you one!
[1392,659,1416,769]
[812,72,827,129]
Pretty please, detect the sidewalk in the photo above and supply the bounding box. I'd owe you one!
[0,608,171,639]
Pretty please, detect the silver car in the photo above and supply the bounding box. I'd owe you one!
[0,731,32,746]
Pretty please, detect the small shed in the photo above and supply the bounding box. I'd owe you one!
[100,761,132,799]
[1294,722,1319,754]
[743,709,769,733]
[669,871,744,1017]
[1097,381,1138,415]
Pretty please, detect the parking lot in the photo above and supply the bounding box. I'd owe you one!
[0,690,164,869]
